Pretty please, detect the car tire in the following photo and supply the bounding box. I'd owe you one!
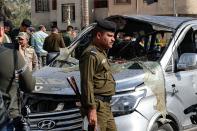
[151,122,174,131]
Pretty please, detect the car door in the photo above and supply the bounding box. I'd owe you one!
[164,26,197,128]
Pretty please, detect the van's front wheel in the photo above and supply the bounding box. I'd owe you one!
[151,122,175,131]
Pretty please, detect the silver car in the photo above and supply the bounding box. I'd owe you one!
[27,15,197,131]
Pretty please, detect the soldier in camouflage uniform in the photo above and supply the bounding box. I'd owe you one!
[79,20,117,131]
[17,32,38,71]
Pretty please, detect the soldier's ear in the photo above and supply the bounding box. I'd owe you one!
[96,32,102,40]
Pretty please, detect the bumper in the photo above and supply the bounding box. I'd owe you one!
[115,111,149,131]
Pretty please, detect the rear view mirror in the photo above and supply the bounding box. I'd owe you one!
[177,53,197,70]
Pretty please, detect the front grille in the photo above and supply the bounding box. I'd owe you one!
[25,108,83,131]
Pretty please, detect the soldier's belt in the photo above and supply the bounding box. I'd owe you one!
[95,95,112,103]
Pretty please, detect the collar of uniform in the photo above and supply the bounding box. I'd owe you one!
[91,43,106,54]
[21,44,30,50]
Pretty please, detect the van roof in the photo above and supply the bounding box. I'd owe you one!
[107,15,196,30]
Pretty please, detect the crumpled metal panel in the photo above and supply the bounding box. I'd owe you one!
[33,64,145,94]
[141,61,167,119]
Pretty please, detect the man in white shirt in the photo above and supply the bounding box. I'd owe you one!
[31,25,48,68]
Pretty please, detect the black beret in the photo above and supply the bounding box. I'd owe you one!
[96,19,116,32]
[21,19,31,27]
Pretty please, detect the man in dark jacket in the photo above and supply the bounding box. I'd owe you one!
[43,26,65,64]
[43,26,65,52]
[0,19,35,131]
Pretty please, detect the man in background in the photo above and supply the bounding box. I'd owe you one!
[31,25,48,68]
[43,26,65,64]
[12,19,32,48]
[18,32,38,72]
[63,25,74,47]
[3,19,13,43]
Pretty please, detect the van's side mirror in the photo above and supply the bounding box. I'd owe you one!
[177,53,197,71]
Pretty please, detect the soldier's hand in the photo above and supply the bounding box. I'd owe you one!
[88,108,97,126]
[19,45,25,59]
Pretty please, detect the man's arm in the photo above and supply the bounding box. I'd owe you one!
[80,53,97,108]
[80,52,97,125]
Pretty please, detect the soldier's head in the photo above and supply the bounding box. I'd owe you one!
[93,19,116,49]
[0,17,5,43]
[17,32,29,47]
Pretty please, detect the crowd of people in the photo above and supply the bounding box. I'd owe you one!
[2,18,78,71]
[0,17,78,131]
[1,15,119,131]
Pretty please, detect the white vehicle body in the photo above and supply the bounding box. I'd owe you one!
[28,15,197,131]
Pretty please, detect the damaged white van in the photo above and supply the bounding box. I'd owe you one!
[28,15,197,131]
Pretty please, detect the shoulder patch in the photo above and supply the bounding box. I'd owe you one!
[90,47,97,55]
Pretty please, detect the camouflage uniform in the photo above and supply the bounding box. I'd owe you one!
[22,46,38,71]
[79,43,117,131]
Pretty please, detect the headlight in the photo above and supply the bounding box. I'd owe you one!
[111,89,146,116]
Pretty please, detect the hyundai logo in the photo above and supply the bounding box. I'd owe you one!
[38,119,56,130]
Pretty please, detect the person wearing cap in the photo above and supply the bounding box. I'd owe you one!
[79,19,117,131]
[11,19,32,48]
[31,25,48,68]
[0,19,35,131]
[17,32,38,71]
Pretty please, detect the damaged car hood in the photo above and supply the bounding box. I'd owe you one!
[33,66,144,95]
